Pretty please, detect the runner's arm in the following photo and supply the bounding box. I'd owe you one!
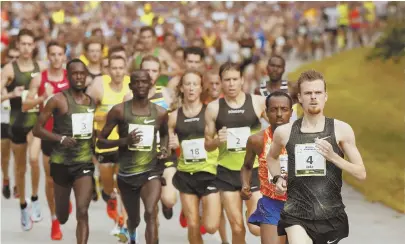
[158,109,170,153]
[241,135,259,188]
[0,63,14,94]
[266,126,285,177]
[32,95,64,142]
[22,75,46,111]
[204,102,220,152]
[85,76,103,122]
[168,110,180,150]
[324,121,366,180]
[96,104,127,149]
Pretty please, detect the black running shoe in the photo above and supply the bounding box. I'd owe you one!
[162,202,173,220]
[2,184,10,199]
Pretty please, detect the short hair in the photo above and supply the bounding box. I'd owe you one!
[140,55,161,70]
[91,28,103,36]
[164,33,176,40]
[66,59,86,72]
[265,91,293,111]
[174,47,184,53]
[184,46,205,60]
[130,70,151,83]
[108,45,126,58]
[268,55,285,67]
[17,29,35,42]
[219,62,242,80]
[108,55,126,65]
[297,70,326,93]
[46,40,67,53]
[140,26,156,36]
[84,36,104,51]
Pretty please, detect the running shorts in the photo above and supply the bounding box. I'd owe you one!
[278,210,349,244]
[1,123,9,139]
[8,126,32,144]
[172,171,218,198]
[117,170,163,195]
[248,196,285,226]
[50,163,95,188]
[96,151,119,164]
[215,165,260,192]
[41,139,54,157]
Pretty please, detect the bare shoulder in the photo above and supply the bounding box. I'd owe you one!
[248,129,265,145]
[155,103,169,118]
[206,99,219,113]
[334,119,355,141]
[252,94,265,103]
[2,62,14,78]
[274,122,293,145]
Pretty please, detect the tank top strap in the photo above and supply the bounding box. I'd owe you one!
[11,61,20,74]
[33,61,40,72]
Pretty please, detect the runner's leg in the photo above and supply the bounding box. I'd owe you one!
[161,167,177,218]
[1,138,11,198]
[27,132,41,198]
[180,193,202,244]
[260,224,286,244]
[141,178,162,244]
[285,225,312,244]
[221,191,245,244]
[53,181,72,225]
[11,142,27,205]
[219,207,229,243]
[201,192,221,234]
[72,175,93,244]
[43,155,56,217]
[245,191,261,236]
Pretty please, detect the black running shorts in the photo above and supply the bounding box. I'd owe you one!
[8,126,32,144]
[172,171,218,198]
[41,139,54,157]
[50,163,95,188]
[278,210,349,244]
[96,151,119,164]
[117,170,163,195]
[215,165,260,192]
[1,123,9,139]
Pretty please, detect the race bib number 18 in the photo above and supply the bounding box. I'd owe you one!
[71,113,94,139]
[181,138,207,164]
[295,143,326,177]
[128,124,155,151]
[227,127,250,152]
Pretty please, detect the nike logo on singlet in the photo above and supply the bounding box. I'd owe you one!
[57,83,68,89]
[228,109,245,114]
[31,72,39,78]
[144,119,155,124]
[87,108,95,112]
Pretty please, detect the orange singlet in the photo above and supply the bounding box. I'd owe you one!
[258,126,287,201]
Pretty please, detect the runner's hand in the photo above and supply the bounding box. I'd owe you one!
[12,86,24,98]
[275,177,287,195]
[315,138,337,162]
[127,128,142,146]
[240,185,252,200]
[158,147,169,159]
[217,126,227,144]
[168,133,179,150]
[61,137,77,147]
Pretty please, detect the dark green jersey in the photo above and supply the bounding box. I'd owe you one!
[7,61,40,129]
[51,90,96,165]
[118,101,159,175]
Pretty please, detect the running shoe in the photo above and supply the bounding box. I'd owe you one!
[107,198,118,220]
[2,180,10,199]
[31,199,43,222]
[128,229,139,244]
[162,202,173,220]
[51,219,63,240]
[21,204,33,231]
[200,225,207,235]
[179,210,187,228]
[117,227,129,243]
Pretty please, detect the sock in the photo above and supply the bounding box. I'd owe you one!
[20,202,27,210]
[101,190,111,203]
[31,195,38,202]
[129,229,137,241]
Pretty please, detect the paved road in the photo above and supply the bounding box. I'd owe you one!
[2,58,404,243]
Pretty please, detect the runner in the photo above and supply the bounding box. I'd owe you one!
[86,55,131,230]
[168,70,221,243]
[202,69,223,105]
[167,46,205,90]
[241,91,293,243]
[80,36,104,82]
[204,62,267,244]
[0,29,46,231]
[33,59,96,244]
[267,70,366,244]
[23,40,70,240]
[97,70,169,244]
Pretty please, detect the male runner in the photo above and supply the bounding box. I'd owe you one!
[204,62,267,244]
[33,59,96,244]
[241,91,293,243]
[267,70,366,244]
[1,29,46,231]
[167,46,205,90]
[255,55,298,124]
[202,69,223,105]
[86,55,130,227]
[80,36,104,83]
[23,40,70,240]
[97,70,169,244]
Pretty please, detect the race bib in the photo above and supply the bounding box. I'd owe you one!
[128,124,155,151]
[227,127,250,152]
[2,100,10,110]
[21,90,39,112]
[71,113,94,139]
[181,138,207,164]
[295,143,326,177]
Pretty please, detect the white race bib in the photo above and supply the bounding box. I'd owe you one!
[71,113,94,139]
[21,90,39,112]
[295,143,326,177]
[227,127,250,152]
[128,124,155,151]
[181,138,207,164]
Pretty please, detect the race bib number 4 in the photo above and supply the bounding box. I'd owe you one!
[227,127,250,152]
[21,90,39,112]
[71,113,94,139]
[295,143,326,177]
[128,124,155,151]
[181,138,207,164]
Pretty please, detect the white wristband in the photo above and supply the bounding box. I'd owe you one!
[60,136,66,144]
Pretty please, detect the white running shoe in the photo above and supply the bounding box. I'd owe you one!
[21,204,33,231]
[31,199,43,222]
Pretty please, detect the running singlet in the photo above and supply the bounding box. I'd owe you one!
[7,61,40,129]
[258,126,287,201]
[51,90,96,165]
[283,118,345,220]
[117,101,159,175]
[38,69,69,132]
[149,86,169,110]
[215,94,261,171]
[133,49,170,87]
[94,75,130,153]
[175,105,218,174]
